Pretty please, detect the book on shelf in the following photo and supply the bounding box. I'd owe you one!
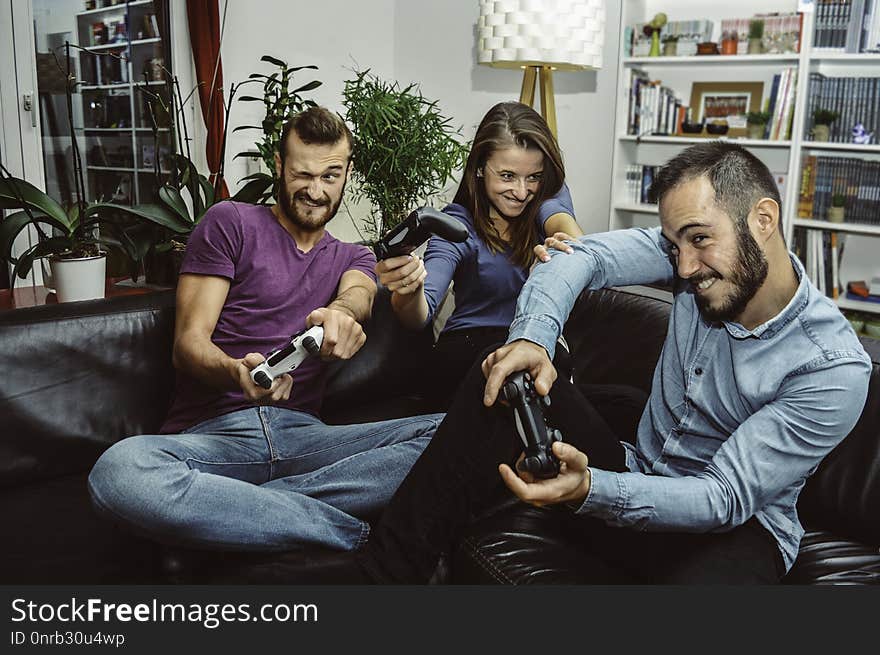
[797,154,817,217]
[815,0,880,52]
[804,73,880,144]
[142,13,160,39]
[797,154,880,224]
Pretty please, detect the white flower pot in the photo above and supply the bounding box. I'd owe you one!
[49,253,107,303]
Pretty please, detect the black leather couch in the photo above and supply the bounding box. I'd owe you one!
[2,286,878,584]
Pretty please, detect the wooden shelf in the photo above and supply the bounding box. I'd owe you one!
[76,1,152,18]
[800,142,880,153]
[619,135,793,148]
[836,296,880,313]
[792,219,880,236]
[614,203,659,214]
[624,54,800,65]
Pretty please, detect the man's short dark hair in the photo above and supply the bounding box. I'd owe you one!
[648,141,782,230]
[279,106,353,164]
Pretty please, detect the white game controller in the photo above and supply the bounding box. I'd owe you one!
[250,325,324,389]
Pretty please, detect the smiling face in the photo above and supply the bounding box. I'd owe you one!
[481,146,544,220]
[274,132,351,232]
[660,176,769,324]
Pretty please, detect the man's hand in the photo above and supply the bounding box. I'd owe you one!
[481,340,557,407]
[499,441,591,508]
[231,353,293,403]
[374,254,427,295]
[307,307,366,360]
[534,231,576,263]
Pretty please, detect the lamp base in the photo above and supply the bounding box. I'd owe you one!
[519,65,557,139]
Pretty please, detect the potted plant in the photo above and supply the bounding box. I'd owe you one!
[661,34,679,57]
[828,193,846,223]
[745,110,772,140]
[812,108,839,142]
[0,44,185,302]
[721,30,738,55]
[747,19,764,54]
[231,55,322,204]
[341,69,470,241]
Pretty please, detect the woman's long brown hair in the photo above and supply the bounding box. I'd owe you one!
[452,102,565,269]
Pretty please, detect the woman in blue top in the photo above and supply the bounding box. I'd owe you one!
[376,102,583,410]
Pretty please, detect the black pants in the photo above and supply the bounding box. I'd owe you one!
[359,355,784,584]
[422,328,510,412]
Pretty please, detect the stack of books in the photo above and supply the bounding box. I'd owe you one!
[804,73,880,142]
[797,155,880,224]
[813,0,880,53]
[764,67,799,140]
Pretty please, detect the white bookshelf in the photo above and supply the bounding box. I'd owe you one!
[75,0,173,205]
[610,1,880,315]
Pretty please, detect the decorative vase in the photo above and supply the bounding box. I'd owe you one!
[747,38,763,54]
[649,31,661,56]
[747,123,766,140]
[813,124,830,141]
[663,41,677,56]
[721,38,738,55]
[49,253,107,303]
[827,206,845,223]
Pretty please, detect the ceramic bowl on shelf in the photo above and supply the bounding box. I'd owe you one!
[681,121,704,134]
[696,41,719,55]
[706,121,730,135]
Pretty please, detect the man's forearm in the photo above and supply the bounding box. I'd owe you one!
[172,332,239,391]
[328,284,374,323]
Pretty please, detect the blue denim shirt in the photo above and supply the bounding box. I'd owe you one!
[508,227,872,571]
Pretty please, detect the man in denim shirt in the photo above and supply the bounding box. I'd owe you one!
[344,141,872,584]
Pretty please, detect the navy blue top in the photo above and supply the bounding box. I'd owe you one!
[422,183,574,333]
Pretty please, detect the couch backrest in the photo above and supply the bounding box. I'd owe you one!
[0,287,430,489]
[0,291,178,489]
[562,287,880,546]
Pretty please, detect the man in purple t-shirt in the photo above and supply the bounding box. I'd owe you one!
[88,107,442,552]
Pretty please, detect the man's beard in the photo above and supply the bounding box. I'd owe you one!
[693,223,769,323]
[277,179,345,231]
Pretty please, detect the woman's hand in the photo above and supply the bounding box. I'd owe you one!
[534,231,576,263]
[374,254,427,295]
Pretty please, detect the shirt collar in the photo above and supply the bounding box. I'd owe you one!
[723,253,809,339]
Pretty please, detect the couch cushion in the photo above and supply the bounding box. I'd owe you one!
[322,287,434,421]
[783,530,880,585]
[0,473,162,583]
[0,292,177,488]
[797,337,880,547]
[564,287,671,392]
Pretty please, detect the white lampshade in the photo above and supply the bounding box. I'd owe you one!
[477,0,605,70]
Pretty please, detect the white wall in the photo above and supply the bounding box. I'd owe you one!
[217,0,621,240]
[392,0,621,235]
[219,0,396,242]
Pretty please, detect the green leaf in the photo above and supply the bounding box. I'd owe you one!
[232,125,264,132]
[0,210,71,263]
[156,187,194,227]
[293,80,322,93]
[198,176,215,209]
[0,177,71,228]
[237,96,264,102]
[88,202,192,234]
[12,236,73,279]
[230,177,273,204]
[260,54,287,68]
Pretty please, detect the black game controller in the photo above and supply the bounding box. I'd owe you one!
[250,325,324,390]
[374,206,469,260]
[500,371,562,479]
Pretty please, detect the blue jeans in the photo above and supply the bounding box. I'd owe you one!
[88,407,443,552]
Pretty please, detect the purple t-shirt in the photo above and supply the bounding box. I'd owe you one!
[161,201,377,433]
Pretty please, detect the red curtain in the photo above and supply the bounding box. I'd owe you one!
[186,0,229,197]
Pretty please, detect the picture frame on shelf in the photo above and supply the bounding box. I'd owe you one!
[689,81,764,138]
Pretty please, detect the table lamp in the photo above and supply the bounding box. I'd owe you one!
[477,0,605,138]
